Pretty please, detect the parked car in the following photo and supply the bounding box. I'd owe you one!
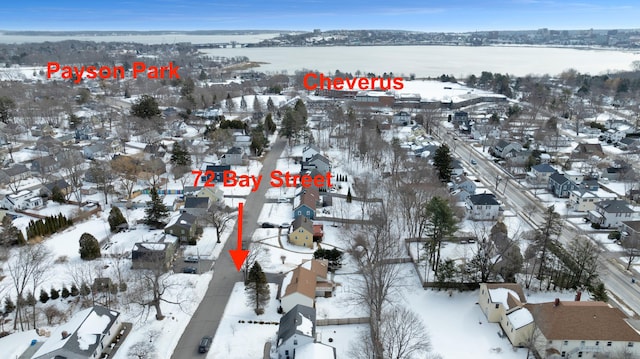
[184,256,200,263]
[277,197,289,203]
[261,222,275,228]
[199,336,212,353]
[470,159,477,165]
[183,267,198,274]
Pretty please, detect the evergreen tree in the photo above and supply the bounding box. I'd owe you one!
[39,289,49,303]
[79,232,101,260]
[245,262,270,315]
[264,113,276,134]
[50,288,60,300]
[170,142,191,166]
[240,95,247,111]
[225,93,235,113]
[70,284,79,297]
[252,95,262,113]
[51,186,66,203]
[433,144,452,181]
[422,196,458,277]
[130,95,161,119]
[79,283,91,297]
[108,207,128,232]
[346,187,352,203]
[0,216,26,246]
[3,296,15,316]
[144,187,169,228]
[250,123,269,156]
[266,96,275,113]
[589,282,608,302]
[61,286,70,298]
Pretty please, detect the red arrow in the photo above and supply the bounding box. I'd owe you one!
[229,202,249,271]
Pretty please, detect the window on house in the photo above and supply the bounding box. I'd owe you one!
[564,341,568,345]
[628,342,634,347]
[294,340,298,345]
[581,341,585,345]
[607,341,612,347]
[561,352,566,357]
[306,210,310,216]
[577,352,582,358]
[595,341,599,346]
[511,328,513,332]
[495,303,499,309]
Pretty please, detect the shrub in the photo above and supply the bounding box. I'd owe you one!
[79,233,101,260]
[39,289,49,304]
[591,223,601,229]
[61,286,70,298]
[50,288,60,300]
[108,207,127,232]
[70,284,79,297]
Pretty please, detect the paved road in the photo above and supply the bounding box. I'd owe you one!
[170,137,287,359]
[439,128,640,316]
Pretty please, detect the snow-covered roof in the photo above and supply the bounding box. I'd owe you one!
[294,342,336,358]
[32,306,119,359]
[488,288,519,310]
[507,307,534,329]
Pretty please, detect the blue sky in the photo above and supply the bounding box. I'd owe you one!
[2,0,639,31]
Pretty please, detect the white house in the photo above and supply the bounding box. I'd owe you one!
[302,144,321,162]
[569,189,617,212]
[526,299,640,359]
[466,193,501,220]
[528,163,557,185]
[1,190,43,210]
[588,199,636,229]
[32,306,122,359]
[276,304,336,359]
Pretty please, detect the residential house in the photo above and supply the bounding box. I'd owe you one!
[220,146,245,166]
[1,190,43,210]
[41,179,72,198]
[618,137,640,151]
[392,111,412,125]
[572,143,605,160]
[525,299,640,359]
[492,140,522,159]
[569,189,617,212]
[57,134,76,146]
[131,237,178,270]
[203,164,231,183]
[548,173,572,198]
[83,143,108,159]
[164,212,198,243]
[30,124,55,137]
[196,186,224,204]
[301,153,331,175]
[31,155,59,175]
[564,170,584,184]
[450,159,465,177]
[588,200,636,229]
[602,166,632,181]
[181,196,210,217]
[302,144,321,162]
[601,129,626,144]
[543,134,572,148]
[280,259,333,313]
[293,187,319,220]
[234,133,252,148]
[452,175,477,195]
[35,135,63,154]
[276,304,337,359]
[528,163,557,186]
[621,220,640,241]
[75,123,96,140]
[3,164,31,183]
[452,110,469,127]
[32,306,122,359]
[478,283,534,347]
[289,216,314,248]
[466,193,501,220]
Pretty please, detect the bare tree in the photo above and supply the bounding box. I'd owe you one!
[348,210,402,359]
[206,203,235,244]
[566,235,599,288]
[350,305,431,359]
[111,155,141,199]
[88,159,114,205]
[59,149,86,205]
[7,244,50,330]
[622,232,640,271]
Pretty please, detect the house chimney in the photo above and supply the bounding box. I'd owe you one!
[575,291,582,301]
[554,298,560,307]
[61,330,69,339]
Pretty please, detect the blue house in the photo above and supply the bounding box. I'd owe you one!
[203,164,231,183]
[293,188,319,220]
[548,173,571,198]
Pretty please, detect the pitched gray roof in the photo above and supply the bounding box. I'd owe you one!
[184,196,209,209]
[549,172,569,184]
[597,200,635,214]
[292,215,313,233]
[469,193,499,206]
[531,163,556,173]
[277,304,316,345]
